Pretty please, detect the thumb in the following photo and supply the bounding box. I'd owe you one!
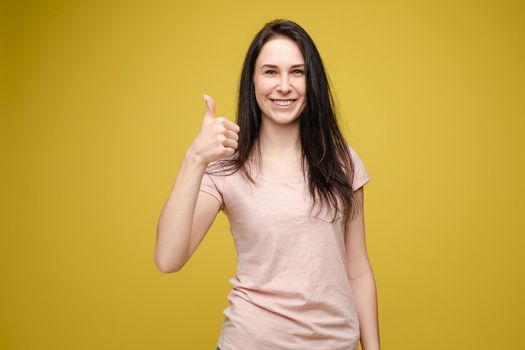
[203,94,216,118]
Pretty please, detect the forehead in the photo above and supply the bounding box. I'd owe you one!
[255,37,304,67]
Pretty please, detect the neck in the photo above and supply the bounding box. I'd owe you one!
[258,117,302,160]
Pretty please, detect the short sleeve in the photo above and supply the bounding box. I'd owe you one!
[347,144,372,192]
[199,161,225,210]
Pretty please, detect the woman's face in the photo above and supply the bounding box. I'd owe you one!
[253,36,306,125]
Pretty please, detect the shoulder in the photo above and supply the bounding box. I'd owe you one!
[345,143,366,164]
[345,143,358,156]
[204,153,239,182]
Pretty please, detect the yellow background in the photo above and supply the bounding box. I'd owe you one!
[2,0,524,349]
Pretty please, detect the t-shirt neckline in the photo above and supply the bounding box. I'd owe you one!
[258,170,307,182]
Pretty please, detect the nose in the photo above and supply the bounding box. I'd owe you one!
[277,74,292,94]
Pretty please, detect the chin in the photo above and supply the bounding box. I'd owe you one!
[263,106,305,125]
[267,113,301,124]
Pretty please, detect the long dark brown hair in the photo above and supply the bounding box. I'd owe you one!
[207,18,363,222]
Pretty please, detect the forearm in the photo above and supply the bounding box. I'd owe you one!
[155,148,207,272]
[349,270,381,350]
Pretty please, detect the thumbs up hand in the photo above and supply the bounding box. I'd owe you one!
[189,94,240,165]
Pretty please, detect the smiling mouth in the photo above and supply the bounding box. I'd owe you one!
[270,99,298,107]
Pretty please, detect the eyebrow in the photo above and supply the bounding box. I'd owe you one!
[260,64,305,69]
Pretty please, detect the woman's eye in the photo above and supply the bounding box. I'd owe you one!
[264,69,304,76]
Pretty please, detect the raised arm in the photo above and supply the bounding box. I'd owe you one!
[155,95,239,273]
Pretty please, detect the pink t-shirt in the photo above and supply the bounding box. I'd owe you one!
[200,144,371,350]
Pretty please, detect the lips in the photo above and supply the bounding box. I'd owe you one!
[270,99,298,108]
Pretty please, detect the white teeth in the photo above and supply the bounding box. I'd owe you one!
[272,99,294,106]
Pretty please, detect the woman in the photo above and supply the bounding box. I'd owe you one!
[156,19,381,350]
